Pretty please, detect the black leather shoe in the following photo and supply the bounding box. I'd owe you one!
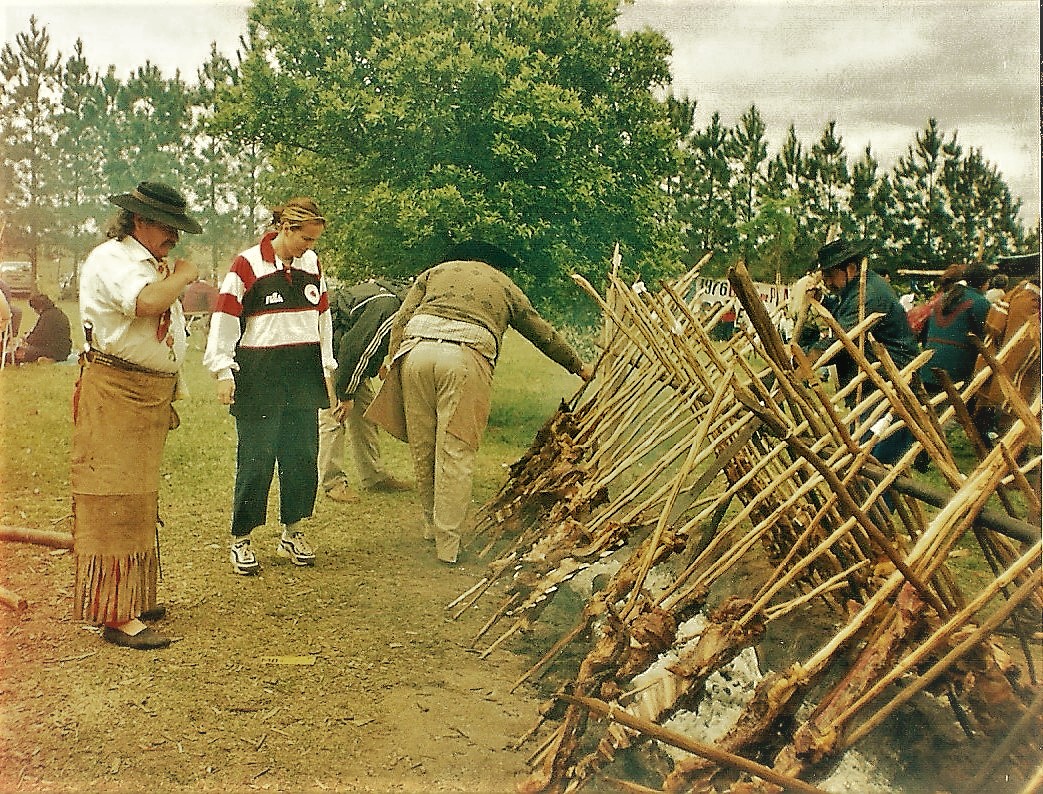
[139,604,167,622]
[102,625,171,650]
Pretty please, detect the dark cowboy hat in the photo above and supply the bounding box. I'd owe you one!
[108,181,203,234]
[440,239,521,271]
[816,237,870,272]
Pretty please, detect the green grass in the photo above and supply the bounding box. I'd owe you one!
[0,302,588,533]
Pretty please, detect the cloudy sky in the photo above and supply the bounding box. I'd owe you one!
[3,0,1040,224]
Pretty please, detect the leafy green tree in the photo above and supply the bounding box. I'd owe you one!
[738,195,799,281]
[0,15,62,270]
[213,0,684,315]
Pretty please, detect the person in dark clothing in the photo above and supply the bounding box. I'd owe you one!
[318,279,413,503]
[810,238,919,383]
[918,263,991,391]
[14,292,72,363]
[809,238,919,469]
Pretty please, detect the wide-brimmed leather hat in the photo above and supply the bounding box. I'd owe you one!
[816,237,869,271]
[109,181,202,234]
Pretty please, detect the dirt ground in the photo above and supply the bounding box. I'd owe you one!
[0,485,554,793]
[0,324,599,793]
[0,347,1033,793]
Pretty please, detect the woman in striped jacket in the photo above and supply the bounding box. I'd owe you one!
[204,198,337,575]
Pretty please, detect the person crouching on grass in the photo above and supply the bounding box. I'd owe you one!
[204,198,336,575]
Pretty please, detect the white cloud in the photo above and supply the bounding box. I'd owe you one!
[1,1,250,80]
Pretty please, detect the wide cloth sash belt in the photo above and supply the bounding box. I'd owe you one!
[925,336,971,350]
[82,348,176,378]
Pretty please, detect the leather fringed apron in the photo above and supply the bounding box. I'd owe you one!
[71,357,176,624]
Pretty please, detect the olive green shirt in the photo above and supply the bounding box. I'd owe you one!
[389,259,586,375]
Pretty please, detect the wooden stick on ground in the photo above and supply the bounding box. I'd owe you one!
[0,525,74,549]
[0,585,28,611]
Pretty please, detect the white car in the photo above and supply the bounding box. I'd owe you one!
[0,260,36,299]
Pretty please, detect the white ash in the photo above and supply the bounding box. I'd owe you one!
[565,557,621,598]
[628,615,900,793]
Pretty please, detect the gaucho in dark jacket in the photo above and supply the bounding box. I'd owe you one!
[809,238,919,469]
[810,239,918,386]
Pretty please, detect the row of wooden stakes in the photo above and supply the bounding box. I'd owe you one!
[450,249,1042,794]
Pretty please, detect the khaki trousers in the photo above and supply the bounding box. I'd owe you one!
[317,377,388,490]
[400,340,491,562]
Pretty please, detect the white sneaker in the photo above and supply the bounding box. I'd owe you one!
[230,537,260,575]
[277,531,316,566]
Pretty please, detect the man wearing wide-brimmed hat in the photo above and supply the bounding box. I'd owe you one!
[808,237,919,468]
[71,181,201,650]
[811,237,919,382]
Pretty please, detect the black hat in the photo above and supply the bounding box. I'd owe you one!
[108,181,203,234]
[816,238,869,272]
[441,239,521,271]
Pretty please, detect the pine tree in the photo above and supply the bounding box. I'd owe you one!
[0,15,62,270]
[685,111,736,263]
[191,44,261,278]
[729,105,768,225]
[805,120,850,232]
[53,39,106,265]
[891,118,958,269]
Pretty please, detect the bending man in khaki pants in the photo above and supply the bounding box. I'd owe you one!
[367,241,594,564]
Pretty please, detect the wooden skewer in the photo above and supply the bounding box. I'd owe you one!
[997,443,1043,517]
[479,617,528,660]
[845,566,1043,747]
[738,392,950,617]
[623,371,734,617]
[0,585,28,611]
[763,561,867,622]
[560,693,831,794]
[510,612,594,693]
[0,525,74,548]
[971,332,1042,448]
[470,592,520,641]
[834,541,1041,735]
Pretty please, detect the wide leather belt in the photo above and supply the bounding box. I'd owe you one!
[82,349,176,378]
